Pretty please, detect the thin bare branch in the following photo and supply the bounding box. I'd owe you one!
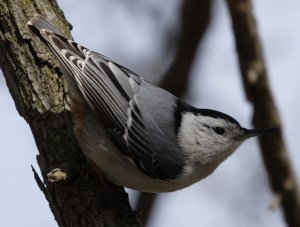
[160,0,213,98]
[136,1,213,226]
[226,1,300,226]
[136,193,156,226]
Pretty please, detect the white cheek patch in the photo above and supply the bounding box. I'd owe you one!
[178,113,239,166]
[178,114,209,163]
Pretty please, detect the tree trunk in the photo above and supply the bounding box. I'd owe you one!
[0,0,141,226]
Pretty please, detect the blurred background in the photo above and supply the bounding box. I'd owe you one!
[1,0,299,226]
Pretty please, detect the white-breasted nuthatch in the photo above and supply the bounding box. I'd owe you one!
[27,15,276,193]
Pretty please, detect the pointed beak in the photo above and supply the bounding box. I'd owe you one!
[242,127,278,139]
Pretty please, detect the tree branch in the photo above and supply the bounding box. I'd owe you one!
[0,0,141,226]
[160,0,212,98]
[226,1,300,226]
[136,1,213,226]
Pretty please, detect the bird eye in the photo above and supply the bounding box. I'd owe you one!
[213,127,225,135]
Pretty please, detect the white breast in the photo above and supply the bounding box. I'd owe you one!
[73,105,209,192]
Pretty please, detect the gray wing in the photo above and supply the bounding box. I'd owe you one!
[78,53,184,180]
[27,15,184,180]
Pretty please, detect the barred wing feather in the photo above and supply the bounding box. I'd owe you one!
[27,15,184,180]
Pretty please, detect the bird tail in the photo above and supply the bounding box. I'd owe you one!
[26,14,62,39]
[27,14,87,63]
[27,15,91,102]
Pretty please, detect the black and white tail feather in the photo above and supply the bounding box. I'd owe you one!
[27,15,185,180]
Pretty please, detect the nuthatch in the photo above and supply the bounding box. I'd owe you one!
[27,15,276,192]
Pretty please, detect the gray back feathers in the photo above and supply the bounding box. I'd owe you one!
[27,15,185,180]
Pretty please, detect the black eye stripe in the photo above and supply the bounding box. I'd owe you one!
[202,125,225,135]
[213,127,225,135]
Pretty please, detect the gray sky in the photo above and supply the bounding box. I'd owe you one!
[1,0,299,226]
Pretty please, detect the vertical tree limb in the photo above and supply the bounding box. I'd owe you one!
[226,1,300,226]
[160,0,212,97]
[0,0,141,226]
[136,0,213,226]
[136,192,156,226]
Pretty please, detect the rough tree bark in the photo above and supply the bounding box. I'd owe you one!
[0,0,141,226]
[226,1,300,227]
